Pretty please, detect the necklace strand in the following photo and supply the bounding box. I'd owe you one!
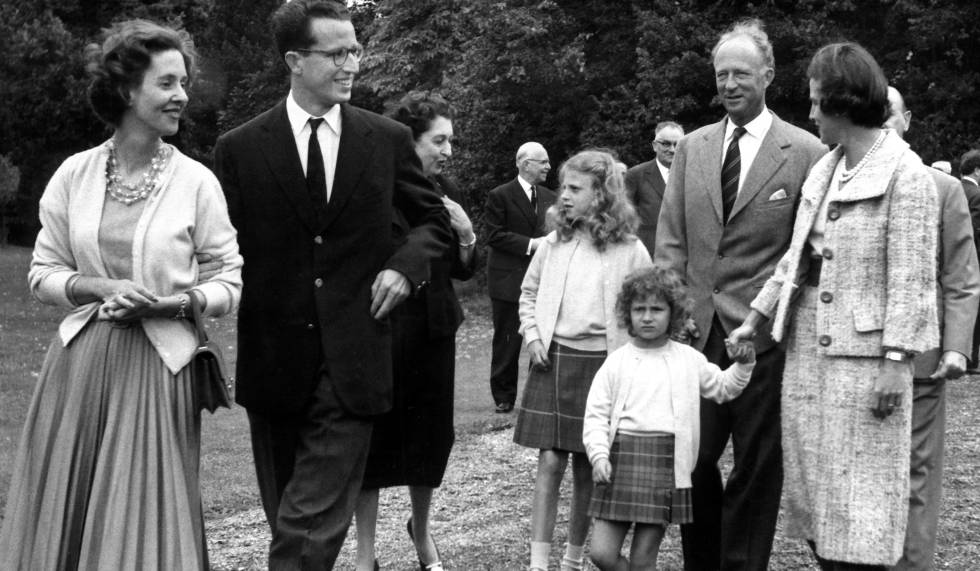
[105,140,171,205]
[840,130,886,183]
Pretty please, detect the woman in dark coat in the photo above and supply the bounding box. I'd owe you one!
[354,91,476,571]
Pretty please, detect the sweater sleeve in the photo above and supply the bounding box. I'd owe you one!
[519,236,550,345]
[190,166,243,317]
[29,157,81,308]
[697,351,753,404]
[583,353,616,465]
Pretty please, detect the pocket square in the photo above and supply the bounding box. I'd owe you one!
[769,189,788,201]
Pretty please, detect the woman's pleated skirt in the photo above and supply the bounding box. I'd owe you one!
[0,321,207,570]
[513,342,606,453]
[588,432,693,525]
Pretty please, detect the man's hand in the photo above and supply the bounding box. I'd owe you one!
[930,350,967,380]
[196,253,222,282]
[370,269,410,320]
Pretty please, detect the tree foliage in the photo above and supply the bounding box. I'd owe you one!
[2,0,980,245]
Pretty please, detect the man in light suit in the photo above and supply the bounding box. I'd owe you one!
[213,1,451,567]
[485,142,557,413]
[960,150,980,367]
[887,87,980,571]
[625,121,685,254]
[655,19,825,570]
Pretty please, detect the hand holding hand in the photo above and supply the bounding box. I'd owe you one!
[441,196,475,243]
[725,339,756,364]
[370,269,410,320]
[96,279,158,317]
[871,359,910,419]
[527,339,551,370]
[929,350,967,380]
[592,458,612,484]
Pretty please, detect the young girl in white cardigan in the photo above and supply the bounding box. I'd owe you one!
[583,267,755,570]
[514,149,653,571]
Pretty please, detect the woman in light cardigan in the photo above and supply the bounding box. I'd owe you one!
[0,21,241,570]
[729,43,938,570]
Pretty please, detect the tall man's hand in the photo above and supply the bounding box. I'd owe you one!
[370,269,410,320]
[929,350,967,380]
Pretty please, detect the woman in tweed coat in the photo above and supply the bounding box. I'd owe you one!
[729,43,938,570]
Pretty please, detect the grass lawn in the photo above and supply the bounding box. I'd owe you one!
[2,244,979,569]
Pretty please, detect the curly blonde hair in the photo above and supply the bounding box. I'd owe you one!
[548,148,638,251]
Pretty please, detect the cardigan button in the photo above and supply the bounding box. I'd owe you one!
[821,247,834,260]
[828,208,840,221]
[820,291,833,303]
[819,334,832,347]
[314,278,324,288]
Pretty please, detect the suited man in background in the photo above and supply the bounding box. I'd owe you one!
[485,142,556,413]
[886,86,980,571]
[655,19,825,570]
[625,120,685,254]
[960,150,980,368]
[213,1,451,567]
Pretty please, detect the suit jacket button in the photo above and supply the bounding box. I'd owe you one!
[820,291,833,303]
[821,247,834,260]
[307,323,315,330]
[314,235,323,245]
[819,334,832,346]
[314,278,324,288]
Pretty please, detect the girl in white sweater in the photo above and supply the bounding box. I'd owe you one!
[583,267,754,570]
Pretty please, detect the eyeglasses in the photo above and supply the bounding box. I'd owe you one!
[654,140,679,148]
[295,46,364,66]
[526,158,551,165]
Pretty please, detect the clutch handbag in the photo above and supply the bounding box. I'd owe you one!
[189,292,233,413]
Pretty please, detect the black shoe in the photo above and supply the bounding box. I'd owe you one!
[495,402,514,413]
[407,517,443,570]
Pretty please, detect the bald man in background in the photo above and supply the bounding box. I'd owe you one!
[886,86,980,571]
[485,142,557,413]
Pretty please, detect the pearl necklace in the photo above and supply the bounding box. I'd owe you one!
[840,130,886,183]
[105,140,171,205]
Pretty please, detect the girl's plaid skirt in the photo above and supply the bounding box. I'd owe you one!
[588,432,693,525]
[513,342,606,453]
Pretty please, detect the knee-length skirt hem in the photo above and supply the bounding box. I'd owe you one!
[513,342,606,453]
[0,321,208,571]
[782,287,910,565]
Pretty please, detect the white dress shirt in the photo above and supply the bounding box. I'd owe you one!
[721,108,773,195]
[656,158,670,187]
[517,174,536,203]
[286,92,342,202]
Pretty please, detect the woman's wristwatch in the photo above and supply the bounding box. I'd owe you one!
[883,349,910,363]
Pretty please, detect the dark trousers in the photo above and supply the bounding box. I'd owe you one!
[490,298,522,405]
[682,318,783,571]
[894,379,945,571]
[248,372,374,570]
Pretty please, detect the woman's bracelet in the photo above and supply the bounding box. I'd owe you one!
[172,294,189,320]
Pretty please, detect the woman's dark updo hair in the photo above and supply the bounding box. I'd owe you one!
[806,42,889,129]
[85,20,197,127]
[390,91,454,142]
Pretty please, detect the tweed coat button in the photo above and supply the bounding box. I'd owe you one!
[820,291,833,303]
[828,208,840,221]
[314,235,323,244]
[718,253,725,259]
[819,334,832,346]
[821,247,834,260]
[314,278,324,288]
[713,287,720,294]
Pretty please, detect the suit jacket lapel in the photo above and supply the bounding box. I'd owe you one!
[510,179,538,229]
[650,165,666,199]
[697,120,726,224]
[730,117,790,220]
[259,101,318,233]
[322,104,372,232]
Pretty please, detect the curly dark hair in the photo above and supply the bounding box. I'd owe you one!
[807,42,889,129]
[549,148,638,251]
[84,20,196,127]
[615,266,692,338]
[389,91,454,142]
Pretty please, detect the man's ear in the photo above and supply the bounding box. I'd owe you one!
[284,52,302,75]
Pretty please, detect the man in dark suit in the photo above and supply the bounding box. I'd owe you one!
[624,120,685,254]
[485,142,556,413]
[887,87,980,571]
[960,150,980,368]
[655,19,825,571]
[212,2,450,568]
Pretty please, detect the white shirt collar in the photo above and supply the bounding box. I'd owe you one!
[286,91,342,136]
[517,175,535,192]
[725,107,772,142]
[656,158,670,181]
[965,175,979,186]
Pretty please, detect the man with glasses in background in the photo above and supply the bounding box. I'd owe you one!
[213,1,450,567]
[625,120,685,254]
[485,142,556,413]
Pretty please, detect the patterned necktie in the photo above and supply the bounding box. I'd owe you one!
[721,126,747,224]
[530,184,538,213]
[306,117,327,215]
